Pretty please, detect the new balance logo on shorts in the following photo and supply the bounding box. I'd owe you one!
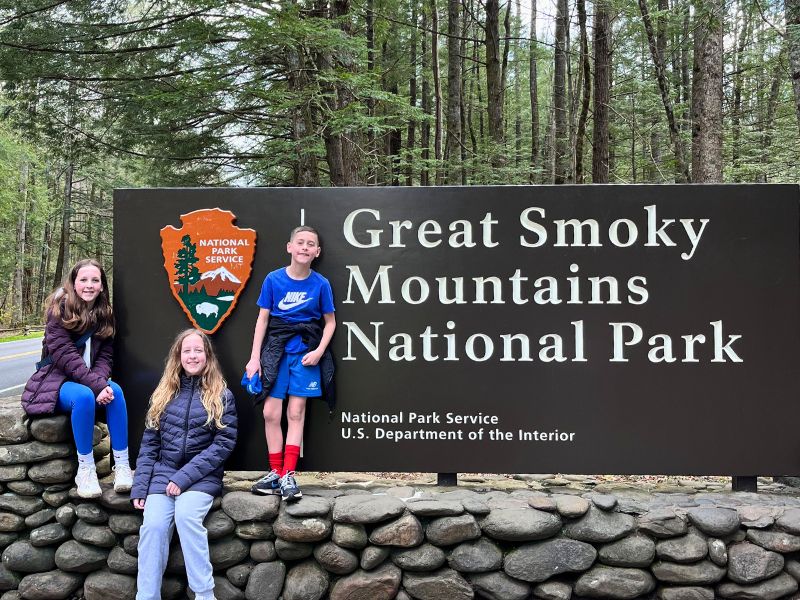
[308,381,319,389]
[278,292,314,311]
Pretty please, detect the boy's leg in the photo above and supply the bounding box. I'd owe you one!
[136,494,175,600]
[283,395,307,473]
[262,396,284,454]
[174,491,215,600]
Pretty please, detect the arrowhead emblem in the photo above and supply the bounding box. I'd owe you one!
[160,209,257,334]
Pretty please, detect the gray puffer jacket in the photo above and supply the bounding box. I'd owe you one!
[131,376,237,499]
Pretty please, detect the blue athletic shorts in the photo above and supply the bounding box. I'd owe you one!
[269,352,322,400]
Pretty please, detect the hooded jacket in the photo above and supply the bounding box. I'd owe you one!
[256,316,335,412]
[131,376,238,499]
[21,313,113,416]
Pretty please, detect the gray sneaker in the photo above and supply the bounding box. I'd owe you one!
[251,469,281,495]
[280,472,302,501]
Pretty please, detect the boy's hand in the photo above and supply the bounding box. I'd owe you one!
[245,357,261,378]
[302,349,323,366]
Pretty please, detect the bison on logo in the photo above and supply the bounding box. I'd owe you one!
[161,209,257,334]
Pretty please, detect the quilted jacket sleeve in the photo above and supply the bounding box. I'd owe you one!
[169,389,238,492]
[91,338,113,382]
[45,316,108,395]
[131,426,161,500]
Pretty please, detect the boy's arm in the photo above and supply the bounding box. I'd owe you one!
[302,312,336,366]
[245,308,270,377]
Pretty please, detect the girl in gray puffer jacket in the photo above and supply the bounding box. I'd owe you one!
[131,329,237,600]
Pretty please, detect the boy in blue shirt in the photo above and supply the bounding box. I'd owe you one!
[245,226,336,500]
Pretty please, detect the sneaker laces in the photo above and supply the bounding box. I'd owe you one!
[258,469,279,483]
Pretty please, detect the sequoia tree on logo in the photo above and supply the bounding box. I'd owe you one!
[161,209,257,334]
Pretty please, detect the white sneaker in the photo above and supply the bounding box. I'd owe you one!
[113,464,133,493]
[75,466,102,498]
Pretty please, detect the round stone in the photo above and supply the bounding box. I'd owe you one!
[30,523,70,547]
[17,569,82,599]
[447,538,502,573]
[403,567,473,600]
[332,523,368,549]
[249,540,276,562]
[107,546,138,575]
[637,508,688,539]
[575,565,655,599]
[599,533,656,567]
[313,542,359,574]
[562,506,636,543]
[204,510,235,540]
[245,561,285,600]
[405,500,464,517]
[0,441,71,466]
[332,496,406,524]
[329,562,402,600]
[75,503,108,525]
[25,508,56,529]
[284,496,332,518]
[209,537,249,569]
[687,508,740,537]
[652,560,726,584]
[282,559,329,600]
[505,538,597,582]
[221,492,280,522]
[391,543,445,572]
[480,508,562,542]
[2,540,56,572]
[0,514,24,533]
[226,561,254,587]
[275,538,313,561]
[55,540,110,573]
[273,511,331,543]
[83,569,136,600]
[425,514,480,547]
[7,481,43,496]
[72,520,116,547]
[554,495,590,518]
[235,521,274,540]
[27,459,75,485]
[716,571,798,600]
[0,493,45,517]
[30,415,70,443]
[469,572,530,600]
[369,513,423,548]
[361,546,390,570]
[727,541,783,584]
[656,530,709,563]
[55,505,76,528]
[108,513,142,536]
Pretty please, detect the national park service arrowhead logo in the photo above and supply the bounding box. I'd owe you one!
[161,209,257,334]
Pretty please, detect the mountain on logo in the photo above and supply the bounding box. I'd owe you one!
[201,267,241,284]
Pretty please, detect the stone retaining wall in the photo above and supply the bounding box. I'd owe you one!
[2,397,800,600]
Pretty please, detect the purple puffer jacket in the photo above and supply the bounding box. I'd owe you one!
[21,314,113,416]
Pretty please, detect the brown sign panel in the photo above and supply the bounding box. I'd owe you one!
[114,186,800,475]
[160,209,256,334]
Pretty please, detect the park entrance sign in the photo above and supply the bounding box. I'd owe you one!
[114,185,800,474]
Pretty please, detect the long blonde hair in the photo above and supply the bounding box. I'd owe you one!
[146,329,228,430]
[47,259,115,339]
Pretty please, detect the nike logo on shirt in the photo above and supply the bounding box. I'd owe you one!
[278,292,314,311]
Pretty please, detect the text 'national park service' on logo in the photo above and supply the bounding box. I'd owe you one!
[160,209,257,334]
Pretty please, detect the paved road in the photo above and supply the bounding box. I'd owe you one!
[0,337,43,398]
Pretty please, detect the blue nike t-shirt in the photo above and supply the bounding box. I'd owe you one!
[258,268,335,352]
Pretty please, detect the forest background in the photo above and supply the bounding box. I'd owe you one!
[0,0,798,328]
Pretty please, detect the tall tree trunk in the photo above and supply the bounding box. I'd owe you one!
[575,0,591,183]
[529,0,540,181]
[421,9,432,185]
[759,48,786,181]
[430,0,443,179]
[288,48,319,186]
[460,1,469,183]
[366,0,376,184]
[787,0,800,133]
[407,0,419,185]
[485,0,504,160]
[592,0,611,182]
[53,163,73,289]
[512,0,522,169]
[639,0,690,181]
[730,1,751,178]
[691,0,723,181]
[12,162,28,326]
[553,0,569,183]
[444,0,463,183]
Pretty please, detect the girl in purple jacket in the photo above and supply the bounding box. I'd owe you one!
[21,259,132,498]
[132,329,237,600]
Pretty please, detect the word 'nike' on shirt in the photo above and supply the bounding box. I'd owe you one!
[278,292,315,311]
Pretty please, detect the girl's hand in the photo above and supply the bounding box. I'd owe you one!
[96,386,113,405]
[166,481,182,497]
[245,357,261,379]
[133,498,145,510]
[301,349,323,366]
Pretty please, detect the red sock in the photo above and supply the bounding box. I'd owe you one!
[268,452,283,474]
[283,445,301,475]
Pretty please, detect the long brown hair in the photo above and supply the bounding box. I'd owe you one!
[146,329,228,430]
[46,259,114,339]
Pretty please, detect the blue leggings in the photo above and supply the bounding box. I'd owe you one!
[56,381,128,455]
